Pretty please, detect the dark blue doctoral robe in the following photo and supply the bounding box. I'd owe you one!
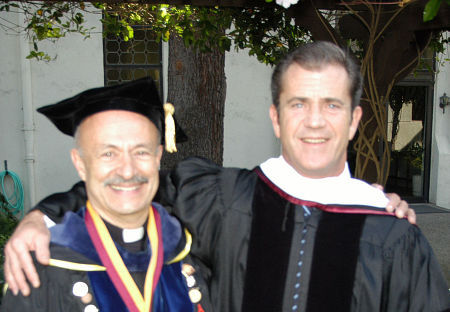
[1,202,193,312]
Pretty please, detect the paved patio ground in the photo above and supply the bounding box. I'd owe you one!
[411,203,450,285]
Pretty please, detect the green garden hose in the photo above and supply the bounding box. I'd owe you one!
[0,161,24,219]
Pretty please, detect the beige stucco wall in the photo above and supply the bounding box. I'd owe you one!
[430,32,450,209]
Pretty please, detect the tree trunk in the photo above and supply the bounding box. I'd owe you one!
[161,35,226,170]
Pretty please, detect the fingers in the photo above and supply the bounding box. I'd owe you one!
[4,239,32,296]
[406,206,417,225]
[394,199,408,218]
[3,210,50,296]
[371,183,384,191]
[393,200,416,224]
[385,192,401,213]
[34,230,51,266]
[4,244,20,296]
[384,192,416,225]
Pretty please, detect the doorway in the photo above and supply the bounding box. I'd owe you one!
[385,83,433,202]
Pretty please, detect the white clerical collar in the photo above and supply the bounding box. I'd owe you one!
[122,227,145,243]
[259,156,388,208]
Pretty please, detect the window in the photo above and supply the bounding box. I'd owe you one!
[103,26,162,93]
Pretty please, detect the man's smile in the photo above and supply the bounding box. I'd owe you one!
[301,137,327,144]
[109,184,145,192]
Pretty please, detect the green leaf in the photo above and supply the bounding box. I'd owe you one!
[218,36,231,52]
[126,25,134,39]
[423,0,441,22]
[162,30,171,42]
[92,3,105,10]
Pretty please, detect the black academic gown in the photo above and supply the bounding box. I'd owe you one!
[27,157,450,312]
[1,203,193,312]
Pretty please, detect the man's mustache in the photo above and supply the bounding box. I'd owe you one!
[104,176,149,186]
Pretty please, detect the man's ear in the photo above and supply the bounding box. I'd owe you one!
[349,106,362,141]
[156,144,163,167]
[269,104,281,139]
[71,148,87,181]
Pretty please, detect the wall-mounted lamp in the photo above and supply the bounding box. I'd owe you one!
[440,93,450,113]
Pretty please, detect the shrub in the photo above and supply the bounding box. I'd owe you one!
[0,193,19,302]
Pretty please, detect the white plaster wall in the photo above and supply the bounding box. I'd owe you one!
[0,8,104,212]
[0,11,27,210]
[430,32,450,209]
[223,48,280,169]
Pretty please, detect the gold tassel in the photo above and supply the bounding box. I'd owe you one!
[163,103,177,153]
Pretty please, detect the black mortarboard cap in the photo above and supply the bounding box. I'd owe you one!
[37,77,187,152]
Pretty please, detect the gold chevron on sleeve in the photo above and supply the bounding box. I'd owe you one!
[167,228,192,264]
[49,259,106,271]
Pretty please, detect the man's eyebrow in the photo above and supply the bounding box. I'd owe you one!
[287,96,309,103]
[134,143,153,148]
[96,144,117,150]
[286,97,345,105]
[97,143,154,150]
[323,97,345,105]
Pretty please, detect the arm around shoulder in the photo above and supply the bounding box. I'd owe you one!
[4,182,86,296]
[32,181,87,223]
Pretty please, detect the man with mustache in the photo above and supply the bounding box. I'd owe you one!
[2,77,193,311]
[5,42,443,312]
